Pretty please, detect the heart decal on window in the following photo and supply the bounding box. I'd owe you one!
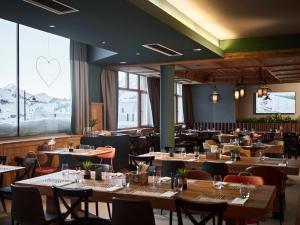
[36,56,61,87]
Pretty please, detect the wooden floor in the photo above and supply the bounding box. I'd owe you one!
[0,176,299,225]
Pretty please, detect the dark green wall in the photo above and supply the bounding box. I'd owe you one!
[88,63,102,102]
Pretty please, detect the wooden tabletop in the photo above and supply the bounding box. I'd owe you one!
[17,171,275,221]
[141,152,300,175]
[0,165,25,174]
[40,149,113,157]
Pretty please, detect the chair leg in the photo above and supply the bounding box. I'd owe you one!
[107,202,112,220]
[95,202,99,216]
[1,197,6,212]
[11,217,14,225]
[169,211,173,225]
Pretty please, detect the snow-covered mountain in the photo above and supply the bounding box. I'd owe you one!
[0,84,71,135]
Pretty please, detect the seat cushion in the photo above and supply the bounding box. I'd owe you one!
[0,186,12,194]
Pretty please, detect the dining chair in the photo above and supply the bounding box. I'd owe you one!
[27,151,57,176]
[175,197,227,225]
[52,186,111,225]
[202,162,228,180]
[0,156,7,212]
[283,132,299,158]
[96,146,116,171]
[111,197,155,225]
[245,166,287,225]
[91,164,113,219]
[223,174,264,225]
[186,169,212,180]
[161,160,185,225]
[58,154,77,170]
[11,184,58,225]
[0,157,37,213]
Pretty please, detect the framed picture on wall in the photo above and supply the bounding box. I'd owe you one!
[254,91,296,114]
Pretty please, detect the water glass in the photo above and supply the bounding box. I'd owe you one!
[282,154,289,165]
[240,183,250,199]
[172,176,183,192]
[61,163,69,178]
[149,146,155,155]
[181,148,186,157]
[213,175,223,190]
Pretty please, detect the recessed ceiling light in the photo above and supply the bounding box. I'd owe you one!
[101,41,106,44]
[136,52,140,56]
[193,48,202,52]
[120,61,127,64]
[49,25,55,28]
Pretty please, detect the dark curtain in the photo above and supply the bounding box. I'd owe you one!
[182,84,194,127]
[70,40,89,134]
[101,69,118,130]
[147,77,160,128]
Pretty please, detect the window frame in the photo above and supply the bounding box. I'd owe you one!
[0,19,71,137]
[118,72,150,129]
[174,83,184,124]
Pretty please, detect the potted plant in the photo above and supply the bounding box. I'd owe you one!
[193,145,200,158]
[82,160,92,179]
[89,119,97,131]
[177,168,188,190]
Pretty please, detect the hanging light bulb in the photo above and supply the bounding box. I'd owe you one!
[262,85,269,96]
[234,88,240,100]
[239,86,245,98]
[257,87,263,97]
[210,85,220,103]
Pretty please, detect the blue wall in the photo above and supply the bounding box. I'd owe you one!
[191,84,236,122]
[88,63,102,102]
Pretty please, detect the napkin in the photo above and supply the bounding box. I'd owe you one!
[159,177,171,182]
[160,191,177,198]
[133,190,162,197]
[225,161,233,164]
[231,197,249,205]
[278,163,287,167]
[85,185,123,192]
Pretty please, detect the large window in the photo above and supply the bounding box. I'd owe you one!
[118,72,153,129]
[175,83,184,124]
[0,19,17,137]
[0,18,71,137]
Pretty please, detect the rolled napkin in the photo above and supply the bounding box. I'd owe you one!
[278,163,287,167]
[225,161,234,164]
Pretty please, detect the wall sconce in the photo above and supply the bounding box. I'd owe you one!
[210,85,220,103]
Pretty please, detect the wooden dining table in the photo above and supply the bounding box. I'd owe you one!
[17,170,276,222]
[140,152,300,175]
[40,148,113,157]
[0,165,25,174]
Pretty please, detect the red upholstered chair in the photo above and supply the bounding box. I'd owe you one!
[27,151,57,176]
[223,175,264,185]
[223,174,265,225]
[96,146,116,171]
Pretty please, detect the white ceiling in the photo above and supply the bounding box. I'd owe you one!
[167,0,300,40]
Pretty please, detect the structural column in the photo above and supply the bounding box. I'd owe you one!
[160,65,175,149]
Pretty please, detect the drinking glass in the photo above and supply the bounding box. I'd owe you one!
[282,154,289,165]
[61,163,69,178]
[172,176,183,192]
[240,183,250,199]
[213,175,223,190]
[181,148,186,157]
[149,146,155,155]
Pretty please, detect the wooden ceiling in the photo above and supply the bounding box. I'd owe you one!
[110,48,300,84]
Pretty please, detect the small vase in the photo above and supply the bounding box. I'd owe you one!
[180,177,187,190]
[84,170,91,179]
[69,148,74,152]
[194,151,199,158]
[236,154,241,161]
